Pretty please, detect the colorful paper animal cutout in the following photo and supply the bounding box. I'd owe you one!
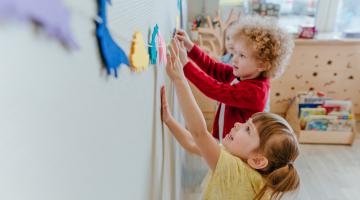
[149,24,159,64]
[157,30,167,64]
[96,0,129,77]
[130,32,149,72]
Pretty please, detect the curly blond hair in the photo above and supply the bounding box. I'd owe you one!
[230,16,294,79]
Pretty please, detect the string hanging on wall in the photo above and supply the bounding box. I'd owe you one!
[91,1,174,77]
[0,0,179,78]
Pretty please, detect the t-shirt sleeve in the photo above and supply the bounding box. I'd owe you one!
[205,147,267,199]
[211,148,247,186]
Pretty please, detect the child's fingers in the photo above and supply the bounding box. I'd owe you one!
[166,53,173,72]
[171,39,180,55]
[171,40,178,56]
[168,45,175,60]
[176,29,185,36]
[170,44,181,67]
[169,46,177,64]
[174,38,181,48]
[173,36,185,49]
[179,40,185,49]
[161,86,167,108]
[174,39,184,57]
[160,86,164,120]
[174,57,183,70]
[175,34,185,41]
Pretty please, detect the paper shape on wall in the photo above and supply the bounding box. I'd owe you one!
[176,15,180,30]
[130,32,149,72]
[0,0,78,49]
[96,0,129,78]
[157,30,167,65]
[176,0,182,29]
[149,24,159,65]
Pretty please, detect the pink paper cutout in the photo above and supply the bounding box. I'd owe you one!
[157,30,167,64]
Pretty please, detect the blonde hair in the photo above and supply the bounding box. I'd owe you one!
[252,112,300,200]
[230,16,294,79]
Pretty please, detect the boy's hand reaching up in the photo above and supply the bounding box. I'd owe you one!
[175,29,194,51]
[171,38,188,67]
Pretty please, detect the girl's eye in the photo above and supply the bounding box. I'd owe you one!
[240,54,245,58]
[246,126,250,134]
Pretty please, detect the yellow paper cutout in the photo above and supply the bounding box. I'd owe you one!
[130,32,149,72]
[176,15,180,29]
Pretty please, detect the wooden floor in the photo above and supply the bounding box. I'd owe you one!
[182,123,360,200]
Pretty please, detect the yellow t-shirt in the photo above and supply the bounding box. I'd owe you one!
[203,147,270,200]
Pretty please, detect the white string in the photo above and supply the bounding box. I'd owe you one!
[70,6,173,48]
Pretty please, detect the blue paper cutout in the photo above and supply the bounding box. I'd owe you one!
[149,24,159,64]
[96,0,129,77]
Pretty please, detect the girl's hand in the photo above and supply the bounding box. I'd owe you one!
[175,29,194,51]
[161,86,172,124]
[171,38,188,66]
[166,45,186,82]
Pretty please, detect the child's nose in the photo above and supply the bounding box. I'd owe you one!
[231,58,236,65]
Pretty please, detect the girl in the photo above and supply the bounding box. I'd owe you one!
[161,43,300,199]
[220,24,235,64]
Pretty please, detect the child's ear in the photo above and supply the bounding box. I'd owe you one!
[247,154,268,170]
[257,62,270,72]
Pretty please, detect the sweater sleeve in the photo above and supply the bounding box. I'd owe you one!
[187,45,234,83]
[184,62,267,110]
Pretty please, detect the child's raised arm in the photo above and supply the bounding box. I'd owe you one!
[161,86,200,155]
[175,30,234,83]
[166,42,220,170]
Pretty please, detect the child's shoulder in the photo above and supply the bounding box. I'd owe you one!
[222,148,266,190]
[234,76,270,86]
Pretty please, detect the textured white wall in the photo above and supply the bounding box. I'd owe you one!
[0,0,183,200]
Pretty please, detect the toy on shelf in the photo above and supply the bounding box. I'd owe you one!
[298,26,317,39]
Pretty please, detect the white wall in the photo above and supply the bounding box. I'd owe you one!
[0,0,183,200]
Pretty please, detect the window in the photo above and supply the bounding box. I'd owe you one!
[264,0,319,34]
[218,0,360,36]
[335,0,360,34]
[220,0,319,34]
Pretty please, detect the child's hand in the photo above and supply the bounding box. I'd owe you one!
[175,29,194,51]
[171,38,188,66]
[161,86,172,124]
[166,45,186,82]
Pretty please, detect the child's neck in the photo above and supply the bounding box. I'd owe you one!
[238,72,262,81]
